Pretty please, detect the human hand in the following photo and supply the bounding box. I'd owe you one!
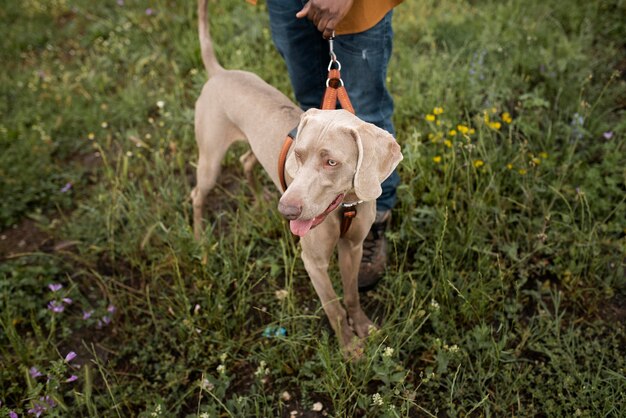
[296,0,354,39]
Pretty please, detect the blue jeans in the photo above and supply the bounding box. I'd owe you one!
[267,0,400,212]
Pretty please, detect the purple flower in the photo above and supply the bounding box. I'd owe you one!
[107,304,116,314]
[10,411,18,418]
[603,131,613,139]
[60,182,72,193]
[102,315,111,326]
[28,403,46,417]
[145,8,154,15]
[82,310,93,320]
[47,300,65,313]
[62,297,73,305]
[117,0,124,5]
[29,366,43,378]
[64,351,77,362]
[48,283,63,292]
[66,374,78,383]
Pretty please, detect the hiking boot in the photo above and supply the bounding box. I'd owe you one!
[358,210,391,291]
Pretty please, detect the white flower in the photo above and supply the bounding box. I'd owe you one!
[372,393,384,406]
[430,299,440,310]
[254,360,269,378]
[311,402,323,411]
[216,364,226,374]
[156,100,165,109]
[382,346,395,358]
[275,289,288,300]
[449,344,460,353]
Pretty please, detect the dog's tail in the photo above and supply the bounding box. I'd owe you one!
[198,0,222,77]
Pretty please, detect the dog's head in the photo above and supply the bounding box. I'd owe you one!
[278,109,402,237]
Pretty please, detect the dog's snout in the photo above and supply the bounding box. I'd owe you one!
[278,201,302,220]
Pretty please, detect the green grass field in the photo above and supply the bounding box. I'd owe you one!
[1,0,625,416]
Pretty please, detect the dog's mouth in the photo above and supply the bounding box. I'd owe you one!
[289,194,344,237]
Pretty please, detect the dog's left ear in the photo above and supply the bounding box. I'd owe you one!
[352,122,403,202]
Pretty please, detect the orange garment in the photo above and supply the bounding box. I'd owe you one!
[336,0,404,35]
[246,0,403,35]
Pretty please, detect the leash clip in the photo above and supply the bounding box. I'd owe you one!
[327,31,341,71]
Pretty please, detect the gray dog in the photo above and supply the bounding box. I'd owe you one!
[192,0,402,356]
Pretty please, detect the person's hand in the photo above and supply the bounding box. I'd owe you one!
[296,0,354,39]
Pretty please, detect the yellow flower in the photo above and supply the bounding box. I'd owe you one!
[433,155,442,163]
[488,121,501,130]
[87,132,95,140]
[426,114,436,122]
[449,129,457,136]
[483,111,490,123]
[444,139,452,148]
[469,128,475,135]
[502,112,513,124]
[436,120,441,126]
[531,157,541,165]
[491,107,498,114]
[433,106,444,115]
[506,163,513,170]
[518,169,527,175]
[539,152,549,159]
[473,159,484,168]
[457,124,469,134]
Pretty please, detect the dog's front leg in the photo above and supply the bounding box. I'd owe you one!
[300,234,357,352]
[337,238,377,339]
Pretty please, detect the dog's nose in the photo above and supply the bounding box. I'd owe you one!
[278,201,302,220]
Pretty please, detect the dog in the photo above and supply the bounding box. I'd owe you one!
[192,0,402,356]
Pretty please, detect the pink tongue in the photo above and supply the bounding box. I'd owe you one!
[290,219,315,237]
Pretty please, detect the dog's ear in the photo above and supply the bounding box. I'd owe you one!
[285,110,317,178]
[352,122,403,202]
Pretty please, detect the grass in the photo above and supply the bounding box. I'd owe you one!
[1,0,625,416]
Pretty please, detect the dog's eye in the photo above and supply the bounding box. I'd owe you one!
[326,159,338,167]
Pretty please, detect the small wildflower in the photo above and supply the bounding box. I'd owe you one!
[518,168,527,175]
[443,139,452,148]
[430,299,440,310]
[275,289,288,300]
[457,124,469,134]
[82,310,93,320]
[473,159,485,168]
[539,151,549,159]
[48,300,65,313]
[200,378,214,391]
[145,8,155,15]
[531,157,541,166]
[10,411,18,418]
[107,305,116,314]
[506,163,513,170]
[48,283,63,292]
[87,132,95,140]
[432,155,442,164]
[101,315,111,326]
[603,131,613,140]
[448,129,457,136]
[60,182,72,193]
[101,122,108,129]
[65,351,77,363]
[156,100,165,109]
[62,297,73,305]
[29,366,43,378]
[383,346,395,357]
[126,151,133,157]
[433,106,444,115]
[425,114,436,122]
[449,344,460,353]
[216,364,226,374]
[488,121,501,130]
[199,413,210,418]
[254,360,270,378]
[502,112,513,124]
[490,107,497,114]
[66,374,78,383]
[372,393,384,406]
[469,128,475,135]
[281,391,292,401]
[219,353,227,363]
